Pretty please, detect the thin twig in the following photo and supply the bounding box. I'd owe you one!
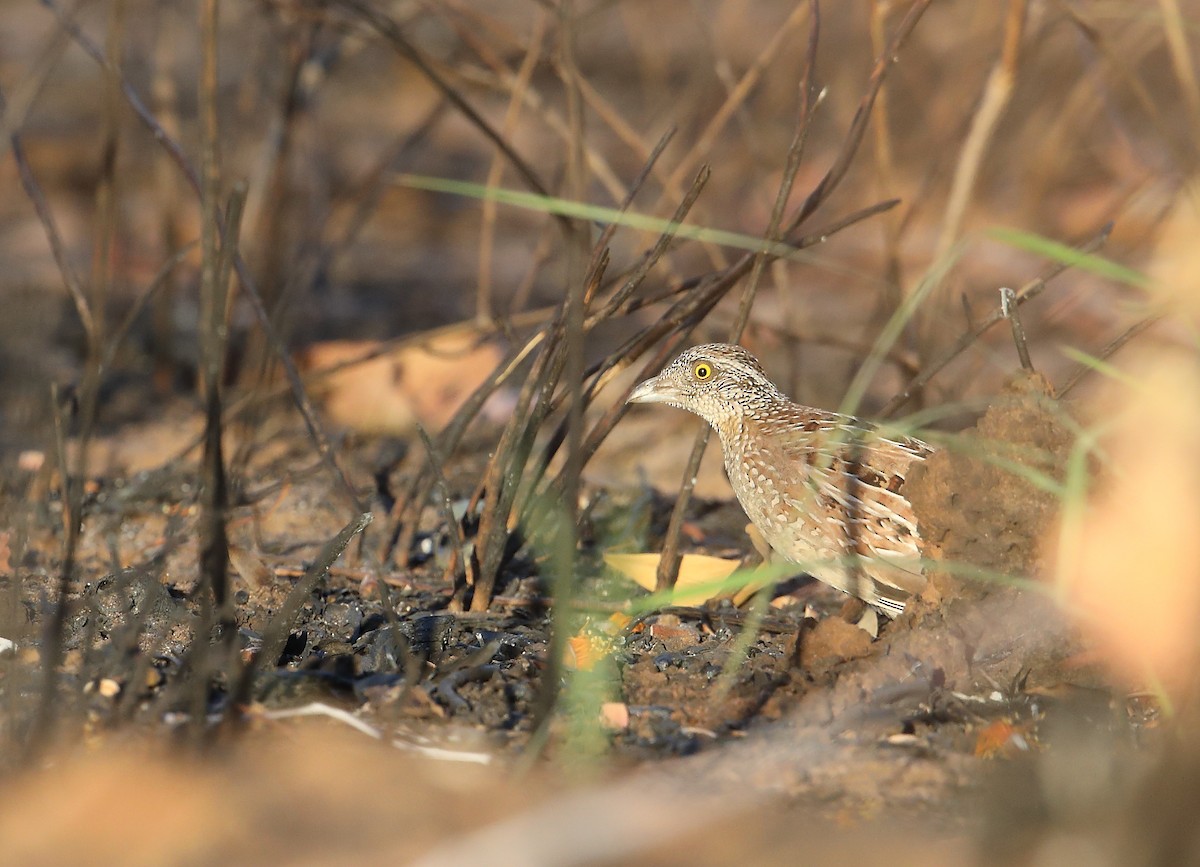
[1058,313,1167,398]
[42,0,366,516]
[660,2,814,208]
[475,8,549,323]
[656,0,821,593]
[412,422,468,603]
[868,0,904,310]
[338,0,557,206]
[1000,286,1034,372]
[881,224,1113,416]
[9,129,93,339]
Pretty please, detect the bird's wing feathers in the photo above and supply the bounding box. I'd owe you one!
[760,409,930,598]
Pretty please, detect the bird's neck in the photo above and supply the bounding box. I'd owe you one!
[709,389,790,447]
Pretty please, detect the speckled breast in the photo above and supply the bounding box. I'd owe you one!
[722,429,844,572]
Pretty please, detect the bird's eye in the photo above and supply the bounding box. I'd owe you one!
[692,361,713,381]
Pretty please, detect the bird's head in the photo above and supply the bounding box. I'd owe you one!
[627,343,784,428]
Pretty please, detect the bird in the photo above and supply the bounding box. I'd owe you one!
[627,343,931,617]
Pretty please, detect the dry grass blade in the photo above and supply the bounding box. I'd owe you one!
[474,8,549,323]
[786,0,934,234]
[389,129,681,570]
[20,0,130,759]
[469,261,607,612]
[661,2,813,202]
[510,156,701,526]
[413,423,469,607]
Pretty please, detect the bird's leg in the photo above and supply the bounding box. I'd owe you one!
[744,522,773,564]
[732,523,778,607]
[837,596,879,638]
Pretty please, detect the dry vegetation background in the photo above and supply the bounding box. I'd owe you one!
[2,0,1200,863]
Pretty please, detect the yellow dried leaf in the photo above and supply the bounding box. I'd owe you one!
[603,552,759,606]
[606,612,632,631]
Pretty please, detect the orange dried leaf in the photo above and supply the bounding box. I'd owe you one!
[298,328,502,435]
[564,634,601,672]
[974,721,1018,758]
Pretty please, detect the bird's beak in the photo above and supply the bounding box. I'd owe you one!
[627,375,677,405]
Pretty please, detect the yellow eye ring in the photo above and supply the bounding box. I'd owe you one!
[693,362,713,381]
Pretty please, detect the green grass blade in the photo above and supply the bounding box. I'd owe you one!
[989,227,1152,289]
[392,172,818,261]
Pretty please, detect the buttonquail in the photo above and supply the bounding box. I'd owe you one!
[628,343,930,616]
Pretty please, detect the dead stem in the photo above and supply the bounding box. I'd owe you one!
[1058,312,1168,398]
[881,224,1112,416]
[42,0,365,518]
[21,0,127,758]
[656,0,821,593]
[931,0,1026,270]
[475,8,549,324]
[1001,287,1035,372]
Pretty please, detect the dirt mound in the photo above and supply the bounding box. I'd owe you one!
[907,371,1077,603]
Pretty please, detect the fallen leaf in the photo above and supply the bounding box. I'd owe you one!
[298,327,504,435]
[564,634,603,672]
[604,552,762,606]
[974,720,1031,758]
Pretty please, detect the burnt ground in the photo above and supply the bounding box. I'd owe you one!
[0,367,1162,863]
[0,5,1188,857]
